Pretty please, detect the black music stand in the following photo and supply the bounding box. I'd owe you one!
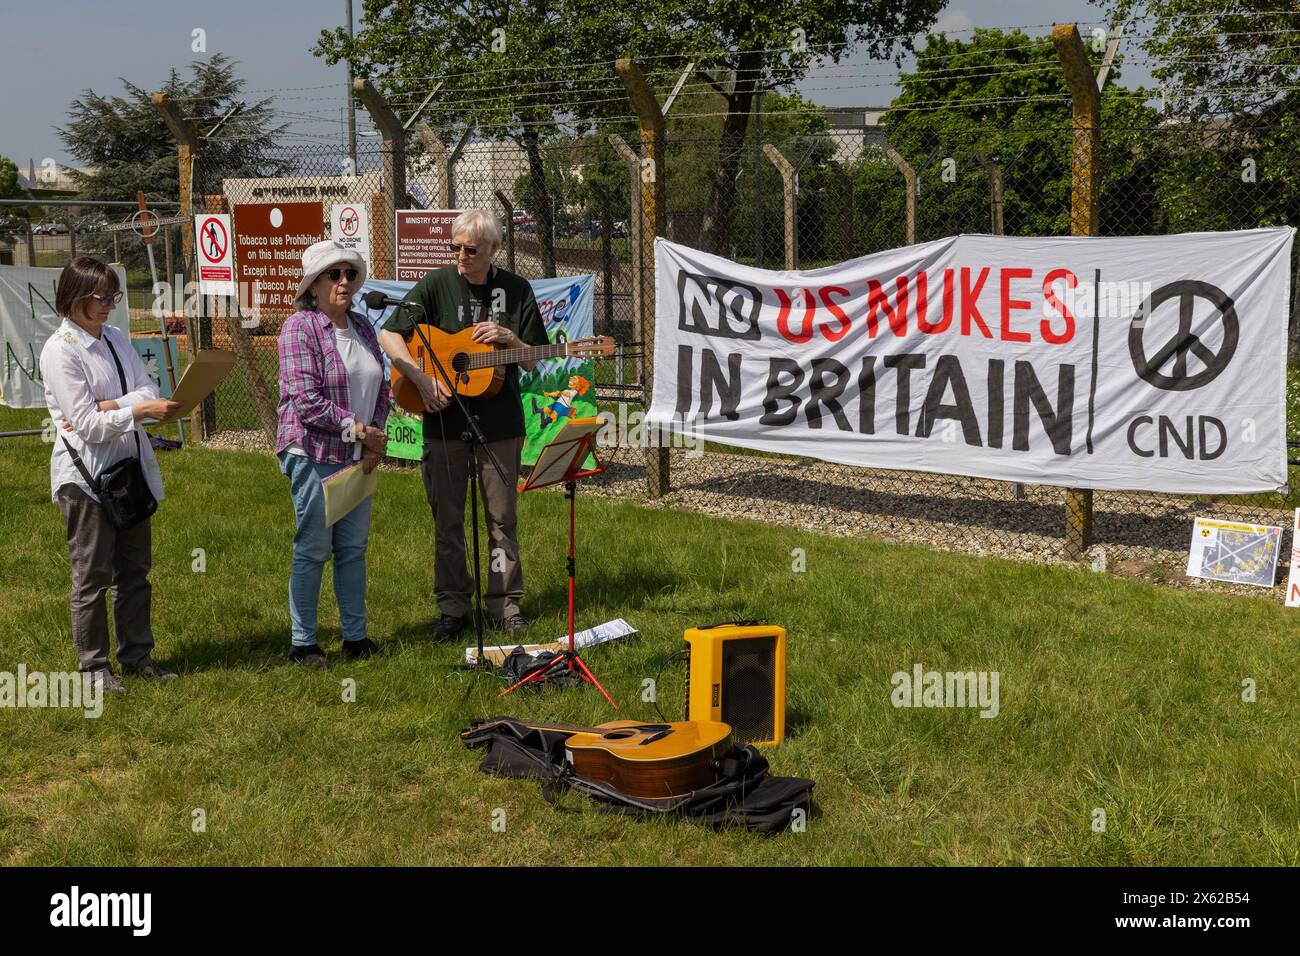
[498,417,615,707]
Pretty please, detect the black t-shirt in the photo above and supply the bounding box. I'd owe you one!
[383,264,549,443]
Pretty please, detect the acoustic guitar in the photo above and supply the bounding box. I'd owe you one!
[465,718,733,799]
[392,325,615,414]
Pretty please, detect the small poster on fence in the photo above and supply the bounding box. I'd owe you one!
[1185,517,1282,588]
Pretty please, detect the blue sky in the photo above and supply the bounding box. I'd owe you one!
[1,0,1139,171]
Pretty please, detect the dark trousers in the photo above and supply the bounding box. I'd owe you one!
[420,437,524,620]
[56,484,155,673]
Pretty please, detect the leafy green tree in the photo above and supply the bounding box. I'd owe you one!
[1093,1,1300,233]
[317,1,644,277]
[633,0,947,254]
[58,53,289,271]
[864,28,1161,251]
[0,157,29,246]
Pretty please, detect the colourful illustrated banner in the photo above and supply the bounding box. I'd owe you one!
[356,274,596,465]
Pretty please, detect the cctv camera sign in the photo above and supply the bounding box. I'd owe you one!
[648,229,1293,494]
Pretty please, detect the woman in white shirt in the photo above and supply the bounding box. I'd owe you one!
[40,257,180,692]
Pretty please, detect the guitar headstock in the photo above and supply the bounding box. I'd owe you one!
[564,336,617,358]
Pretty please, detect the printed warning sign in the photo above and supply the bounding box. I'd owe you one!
[195,214,234,295]
[395,209,461,281]
[232,202,324,320]
[331,203,370,268]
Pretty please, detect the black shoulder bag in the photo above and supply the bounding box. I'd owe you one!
[60,335,158,529]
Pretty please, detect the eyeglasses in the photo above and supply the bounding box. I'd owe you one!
[84,292,123,306]
[449,242,479,255]
[325,268,359,282]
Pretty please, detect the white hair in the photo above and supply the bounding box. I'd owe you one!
[452,209,502,247]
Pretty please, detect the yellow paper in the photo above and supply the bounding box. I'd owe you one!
[322,461,379,526]
[160,350,237,421]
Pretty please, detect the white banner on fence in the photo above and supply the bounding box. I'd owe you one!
[648,229,1293,495]
[0,264,130,408]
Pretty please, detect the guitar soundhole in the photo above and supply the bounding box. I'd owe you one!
[601,730,638,740]
[450,352,469,373]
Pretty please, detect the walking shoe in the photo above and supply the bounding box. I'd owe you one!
[342,637,382,660]
[433,614,468,639]
[123,658,178,680]
[90,669,127,693]
[288,644,332,669]
[490,614,529,632]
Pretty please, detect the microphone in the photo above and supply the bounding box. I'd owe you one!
[362,290,421,311]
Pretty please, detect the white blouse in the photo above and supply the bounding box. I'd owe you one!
[40,318,165,504]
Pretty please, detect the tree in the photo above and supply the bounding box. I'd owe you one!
[1091,1,1300,233]
[632,0,947,254]
[0,157,29,246]
[866,28,1161,249]
[317,1,645,277]
[58,53,290,272]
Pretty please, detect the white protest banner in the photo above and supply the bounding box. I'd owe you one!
[195,214,235,295]
[331,203,370,268]
[648,230,1293,494]
[0,264,129,408]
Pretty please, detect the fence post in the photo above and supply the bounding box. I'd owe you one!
[448,126,474,208]
[151,92,207,440]
[354,79,405,280]
[609,133,643,395]
[415,123,450,207]
[1054,23,1099,560]
[615,57,669,497]
[885,147,917,245]
[762,143,797,269]
[976,150,1023,501]
[494,189,515,271]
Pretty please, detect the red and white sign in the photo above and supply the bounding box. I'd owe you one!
[395,208,462,281]
[195,214,235,295]
[331,203,370,268]
[1286,509,1300,607]
[232,202,324,320]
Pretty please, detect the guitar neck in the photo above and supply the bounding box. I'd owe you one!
[463,341,571,370]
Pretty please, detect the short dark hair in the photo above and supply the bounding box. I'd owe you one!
[55,257,120,318]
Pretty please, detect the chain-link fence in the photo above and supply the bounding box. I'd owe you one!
[187,113,1300,588]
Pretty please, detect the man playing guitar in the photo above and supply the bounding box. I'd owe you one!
[377,209,549,637]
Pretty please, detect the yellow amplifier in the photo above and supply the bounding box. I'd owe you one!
[684,622,786,746]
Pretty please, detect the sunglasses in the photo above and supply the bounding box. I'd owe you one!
[324,268,359,282]
[84,291,124,306]
[449,242,479,255]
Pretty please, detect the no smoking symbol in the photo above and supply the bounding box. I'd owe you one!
[1128,279,1238,391]
[200,218,228,262]
[339,207,360,237]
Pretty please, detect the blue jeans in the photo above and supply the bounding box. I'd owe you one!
[279,452,372,647]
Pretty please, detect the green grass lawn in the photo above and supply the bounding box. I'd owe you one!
[0,404,1297,866]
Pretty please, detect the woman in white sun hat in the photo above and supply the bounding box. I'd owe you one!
[275,239,391,668]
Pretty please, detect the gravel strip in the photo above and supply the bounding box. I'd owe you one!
[197,431,1296,603]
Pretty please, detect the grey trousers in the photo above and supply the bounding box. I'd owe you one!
[56,484,155,673]
[420,437,524,621]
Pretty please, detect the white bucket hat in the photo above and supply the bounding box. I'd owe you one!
[295,239,367,305]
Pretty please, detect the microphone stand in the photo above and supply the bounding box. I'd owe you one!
[383,299,508,681]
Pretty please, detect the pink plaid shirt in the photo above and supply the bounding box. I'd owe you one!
[276,309,392,463]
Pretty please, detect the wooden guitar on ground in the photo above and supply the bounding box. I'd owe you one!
[392,325,615,415]
[464,718,733,799]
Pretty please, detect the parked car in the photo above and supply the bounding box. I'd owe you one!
[47,221,69,235]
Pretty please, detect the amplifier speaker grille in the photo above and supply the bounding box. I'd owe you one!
[721,637,776,744]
